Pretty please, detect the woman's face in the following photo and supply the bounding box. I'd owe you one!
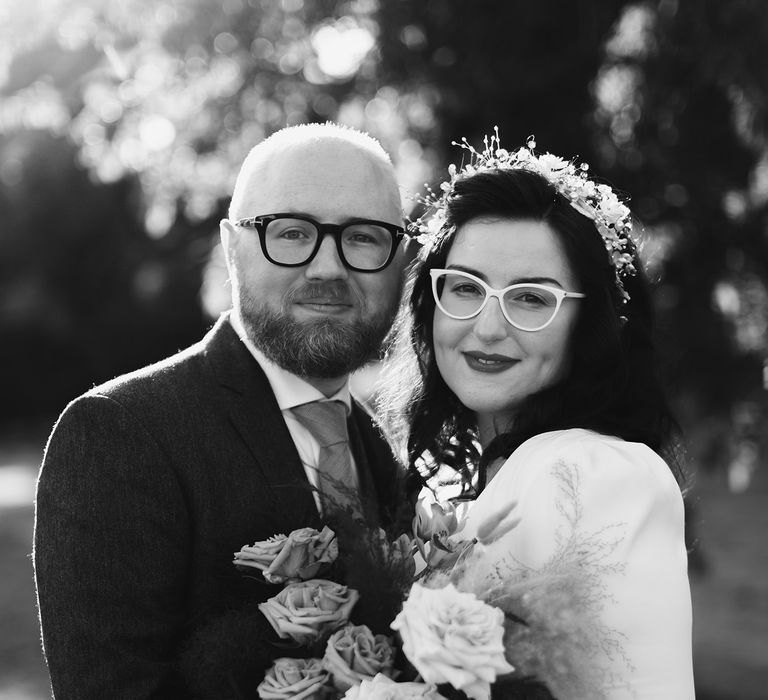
[432,217,582,442]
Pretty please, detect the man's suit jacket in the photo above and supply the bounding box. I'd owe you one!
[34,314,403,699]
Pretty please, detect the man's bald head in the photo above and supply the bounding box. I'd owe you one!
[228,123,401,222]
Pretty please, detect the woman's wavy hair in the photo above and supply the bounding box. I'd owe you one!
[376,167,684,494]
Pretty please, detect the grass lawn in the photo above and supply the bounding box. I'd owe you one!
[1,425,766,699]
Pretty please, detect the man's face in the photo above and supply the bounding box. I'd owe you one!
[222,140,405,382]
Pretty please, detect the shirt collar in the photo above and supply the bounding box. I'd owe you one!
[229,310,352,413]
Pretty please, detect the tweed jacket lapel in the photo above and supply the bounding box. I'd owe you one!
[202,314,321,529]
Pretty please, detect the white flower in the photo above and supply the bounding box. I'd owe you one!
[412,498,472,569]
[391,583,514,700]
[342,673,447,700]
[536,153,570,176]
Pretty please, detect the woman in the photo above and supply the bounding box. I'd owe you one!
[378,134,694,698]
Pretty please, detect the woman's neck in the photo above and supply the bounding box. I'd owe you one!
[476,411,515,450]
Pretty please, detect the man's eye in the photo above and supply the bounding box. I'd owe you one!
[278,228,311,240]
[348,232,377,244]
[343,226,388,246]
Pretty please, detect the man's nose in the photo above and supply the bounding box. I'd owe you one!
[304,233,349,280]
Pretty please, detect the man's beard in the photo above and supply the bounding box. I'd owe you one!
[238,281,399,379]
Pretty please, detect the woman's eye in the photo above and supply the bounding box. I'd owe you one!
[451,283,483,296]
[511,291,549,305]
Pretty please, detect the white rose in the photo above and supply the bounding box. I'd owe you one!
[391,583,514,700]
[342,673,448,700]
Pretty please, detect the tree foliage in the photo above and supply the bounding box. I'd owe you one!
[1,0,766,473]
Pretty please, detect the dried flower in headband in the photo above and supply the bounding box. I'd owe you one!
[410,128,637,301]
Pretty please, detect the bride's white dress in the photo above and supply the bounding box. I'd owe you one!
[457,428,694,700]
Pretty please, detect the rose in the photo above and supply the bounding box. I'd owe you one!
[323,624,396,691]
[257,657,329,700]
[234,526,338,584]
[259,579,359,645]
[342,673,448,700]
[390,583,514,700]
[234,533,286,571]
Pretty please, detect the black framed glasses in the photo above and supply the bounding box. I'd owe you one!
[234,213,405,272]
[430,269,586,332]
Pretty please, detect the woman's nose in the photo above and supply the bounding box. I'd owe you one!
[472,295,510,342]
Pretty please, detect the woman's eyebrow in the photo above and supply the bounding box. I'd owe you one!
[444,264,564,288]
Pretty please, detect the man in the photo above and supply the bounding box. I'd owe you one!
[34,123,408,698]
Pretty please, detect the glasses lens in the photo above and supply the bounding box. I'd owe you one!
[503,285,559,330]
[434,272,487,318]
[340,223,393,270]
[264,218,318,264]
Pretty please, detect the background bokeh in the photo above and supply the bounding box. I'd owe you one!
[1,1,766,698]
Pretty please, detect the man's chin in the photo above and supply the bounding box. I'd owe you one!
[242,307,384,379]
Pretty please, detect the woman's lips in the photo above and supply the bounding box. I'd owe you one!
[462,351,518,373]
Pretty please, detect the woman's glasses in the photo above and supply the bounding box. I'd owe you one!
[430,269,585,332]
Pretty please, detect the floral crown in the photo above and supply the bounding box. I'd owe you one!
[410,129,637,301]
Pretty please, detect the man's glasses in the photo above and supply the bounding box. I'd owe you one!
[234,213,405,272]
[430,269,585,332]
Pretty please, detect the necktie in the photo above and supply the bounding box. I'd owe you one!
[291,400,360,517]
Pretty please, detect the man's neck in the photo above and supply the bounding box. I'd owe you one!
[303,375,348,398]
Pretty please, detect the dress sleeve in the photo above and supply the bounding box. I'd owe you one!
[34,394,190,699]
[468,433,694,700]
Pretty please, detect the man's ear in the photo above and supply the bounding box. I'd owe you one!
[220,218,236,270]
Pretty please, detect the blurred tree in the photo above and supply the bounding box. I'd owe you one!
[0,0,403,418]
[589,0,768,473]
[375,0,768,476]
[376,1,627,157]
[0,130,212,420]
[1,0,766,481]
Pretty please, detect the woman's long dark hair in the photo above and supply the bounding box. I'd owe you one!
[376,167,684,494]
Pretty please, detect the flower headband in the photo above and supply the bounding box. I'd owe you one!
[410,128,637,301]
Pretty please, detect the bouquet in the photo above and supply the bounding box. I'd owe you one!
[216,483,612,700]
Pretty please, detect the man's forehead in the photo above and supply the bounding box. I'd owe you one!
[241,141,401,219]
